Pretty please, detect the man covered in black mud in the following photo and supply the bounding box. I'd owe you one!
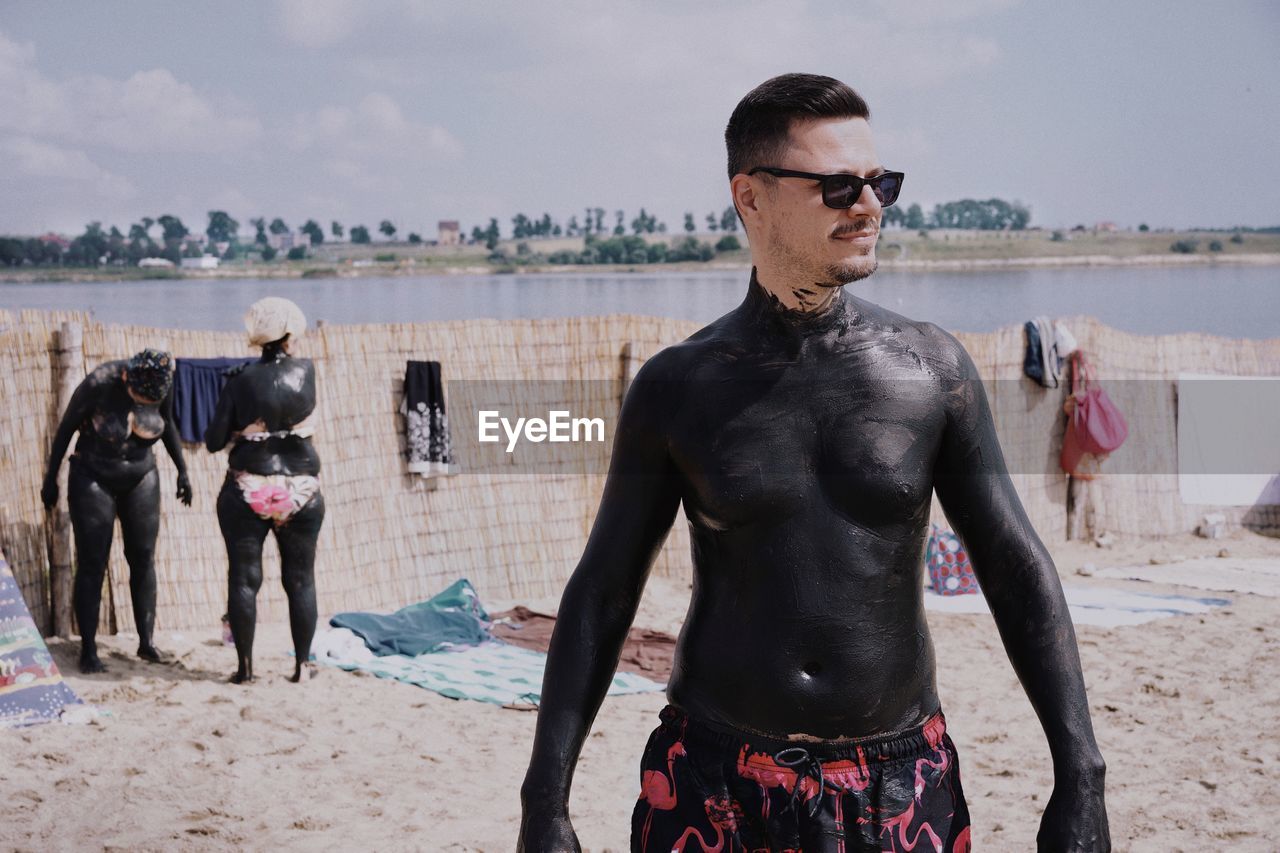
[520,73,1109,852]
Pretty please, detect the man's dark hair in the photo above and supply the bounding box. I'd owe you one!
[725,73,870,180]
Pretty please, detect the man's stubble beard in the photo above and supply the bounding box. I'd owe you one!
[766,220,879,289]
[825,252,878,286]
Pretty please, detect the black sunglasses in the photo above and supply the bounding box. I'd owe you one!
[747,167,905,209]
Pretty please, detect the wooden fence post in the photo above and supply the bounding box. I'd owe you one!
[1066,477,1091,541]
[47,321,81,637]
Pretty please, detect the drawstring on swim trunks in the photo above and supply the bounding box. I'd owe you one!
[773,746,836,819]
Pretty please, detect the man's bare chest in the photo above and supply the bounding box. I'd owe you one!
[665,363,947,530]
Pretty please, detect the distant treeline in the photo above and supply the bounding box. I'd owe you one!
[43,196,1277,271]
[883,199,1031,231]
[538,234,743,266]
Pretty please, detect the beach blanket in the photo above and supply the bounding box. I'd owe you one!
[924,583,1229,626]
[1094,558,1280,597]
[0,552,83,728]
[491,606,678,684]
[312,627,662,705]
[330,578,490,656]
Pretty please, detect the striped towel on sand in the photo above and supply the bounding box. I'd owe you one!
[311,626,662,705]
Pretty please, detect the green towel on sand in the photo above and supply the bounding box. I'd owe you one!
[330,578,490,656]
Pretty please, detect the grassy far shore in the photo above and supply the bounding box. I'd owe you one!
[3,228,1279,284]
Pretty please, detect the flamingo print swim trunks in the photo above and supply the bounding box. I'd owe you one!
[632,705,971,852]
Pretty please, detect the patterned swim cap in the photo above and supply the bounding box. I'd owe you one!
[126,349,173,402]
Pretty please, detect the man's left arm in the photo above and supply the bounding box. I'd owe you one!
[930,328,1110,853]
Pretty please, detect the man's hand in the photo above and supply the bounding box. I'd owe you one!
[1037,766,1110,852]
[41,476,58,509]
[175,472,193,507]
[517,805,579,853]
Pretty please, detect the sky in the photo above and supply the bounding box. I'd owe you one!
[1,0,1277,239]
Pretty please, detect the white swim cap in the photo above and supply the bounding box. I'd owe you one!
[244,297,306,347]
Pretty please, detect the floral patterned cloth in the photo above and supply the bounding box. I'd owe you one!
[400,360,453,477]
[231,471,321,525]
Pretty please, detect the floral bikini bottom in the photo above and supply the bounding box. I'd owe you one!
[230,471,321,526]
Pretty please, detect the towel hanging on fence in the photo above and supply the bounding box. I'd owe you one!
[400,360,453,477]
[1023,317,1077,389]
[172,357,254,443]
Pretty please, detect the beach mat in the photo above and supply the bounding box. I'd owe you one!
[924,583,1229,626]
[1093,558,1280,597]
[491,606,677,684]
[330,578,490,656]
[311,627,662,706]
[1,551,83,728]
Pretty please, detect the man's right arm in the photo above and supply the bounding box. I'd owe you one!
[518,359,683,851]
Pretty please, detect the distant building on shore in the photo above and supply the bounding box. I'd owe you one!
[180,255,220,270]
[139,257,175,268]
[438,221,460,246]
[268,231,312,251]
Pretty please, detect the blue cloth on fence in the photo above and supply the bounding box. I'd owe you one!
[172,357,254,444]
[330,578,491,656]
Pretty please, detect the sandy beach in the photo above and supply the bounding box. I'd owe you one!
[3,531,1276,852]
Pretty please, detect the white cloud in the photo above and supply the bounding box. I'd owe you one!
[0,31,260,154]
[1,136,136,198]
[76,68,261,153]
[277,0,362,48]
[284,92,463,190]
[869,0,1022,26]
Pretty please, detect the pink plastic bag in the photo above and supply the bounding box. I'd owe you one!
[1061,352,1128,479]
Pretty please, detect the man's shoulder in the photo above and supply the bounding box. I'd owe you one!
[632,314,743,381]
[630,339,705,386]
[856,300,972,378]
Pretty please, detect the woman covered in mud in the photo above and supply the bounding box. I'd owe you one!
[42,348,192,673]
[205,297,324,684]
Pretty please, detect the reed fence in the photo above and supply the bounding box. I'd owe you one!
[0,308,1275,636]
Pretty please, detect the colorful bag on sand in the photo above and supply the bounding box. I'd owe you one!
[1061,351,1129,480]
[926,524,978,595]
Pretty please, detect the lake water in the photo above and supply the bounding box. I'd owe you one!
[2,264,1277,339]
